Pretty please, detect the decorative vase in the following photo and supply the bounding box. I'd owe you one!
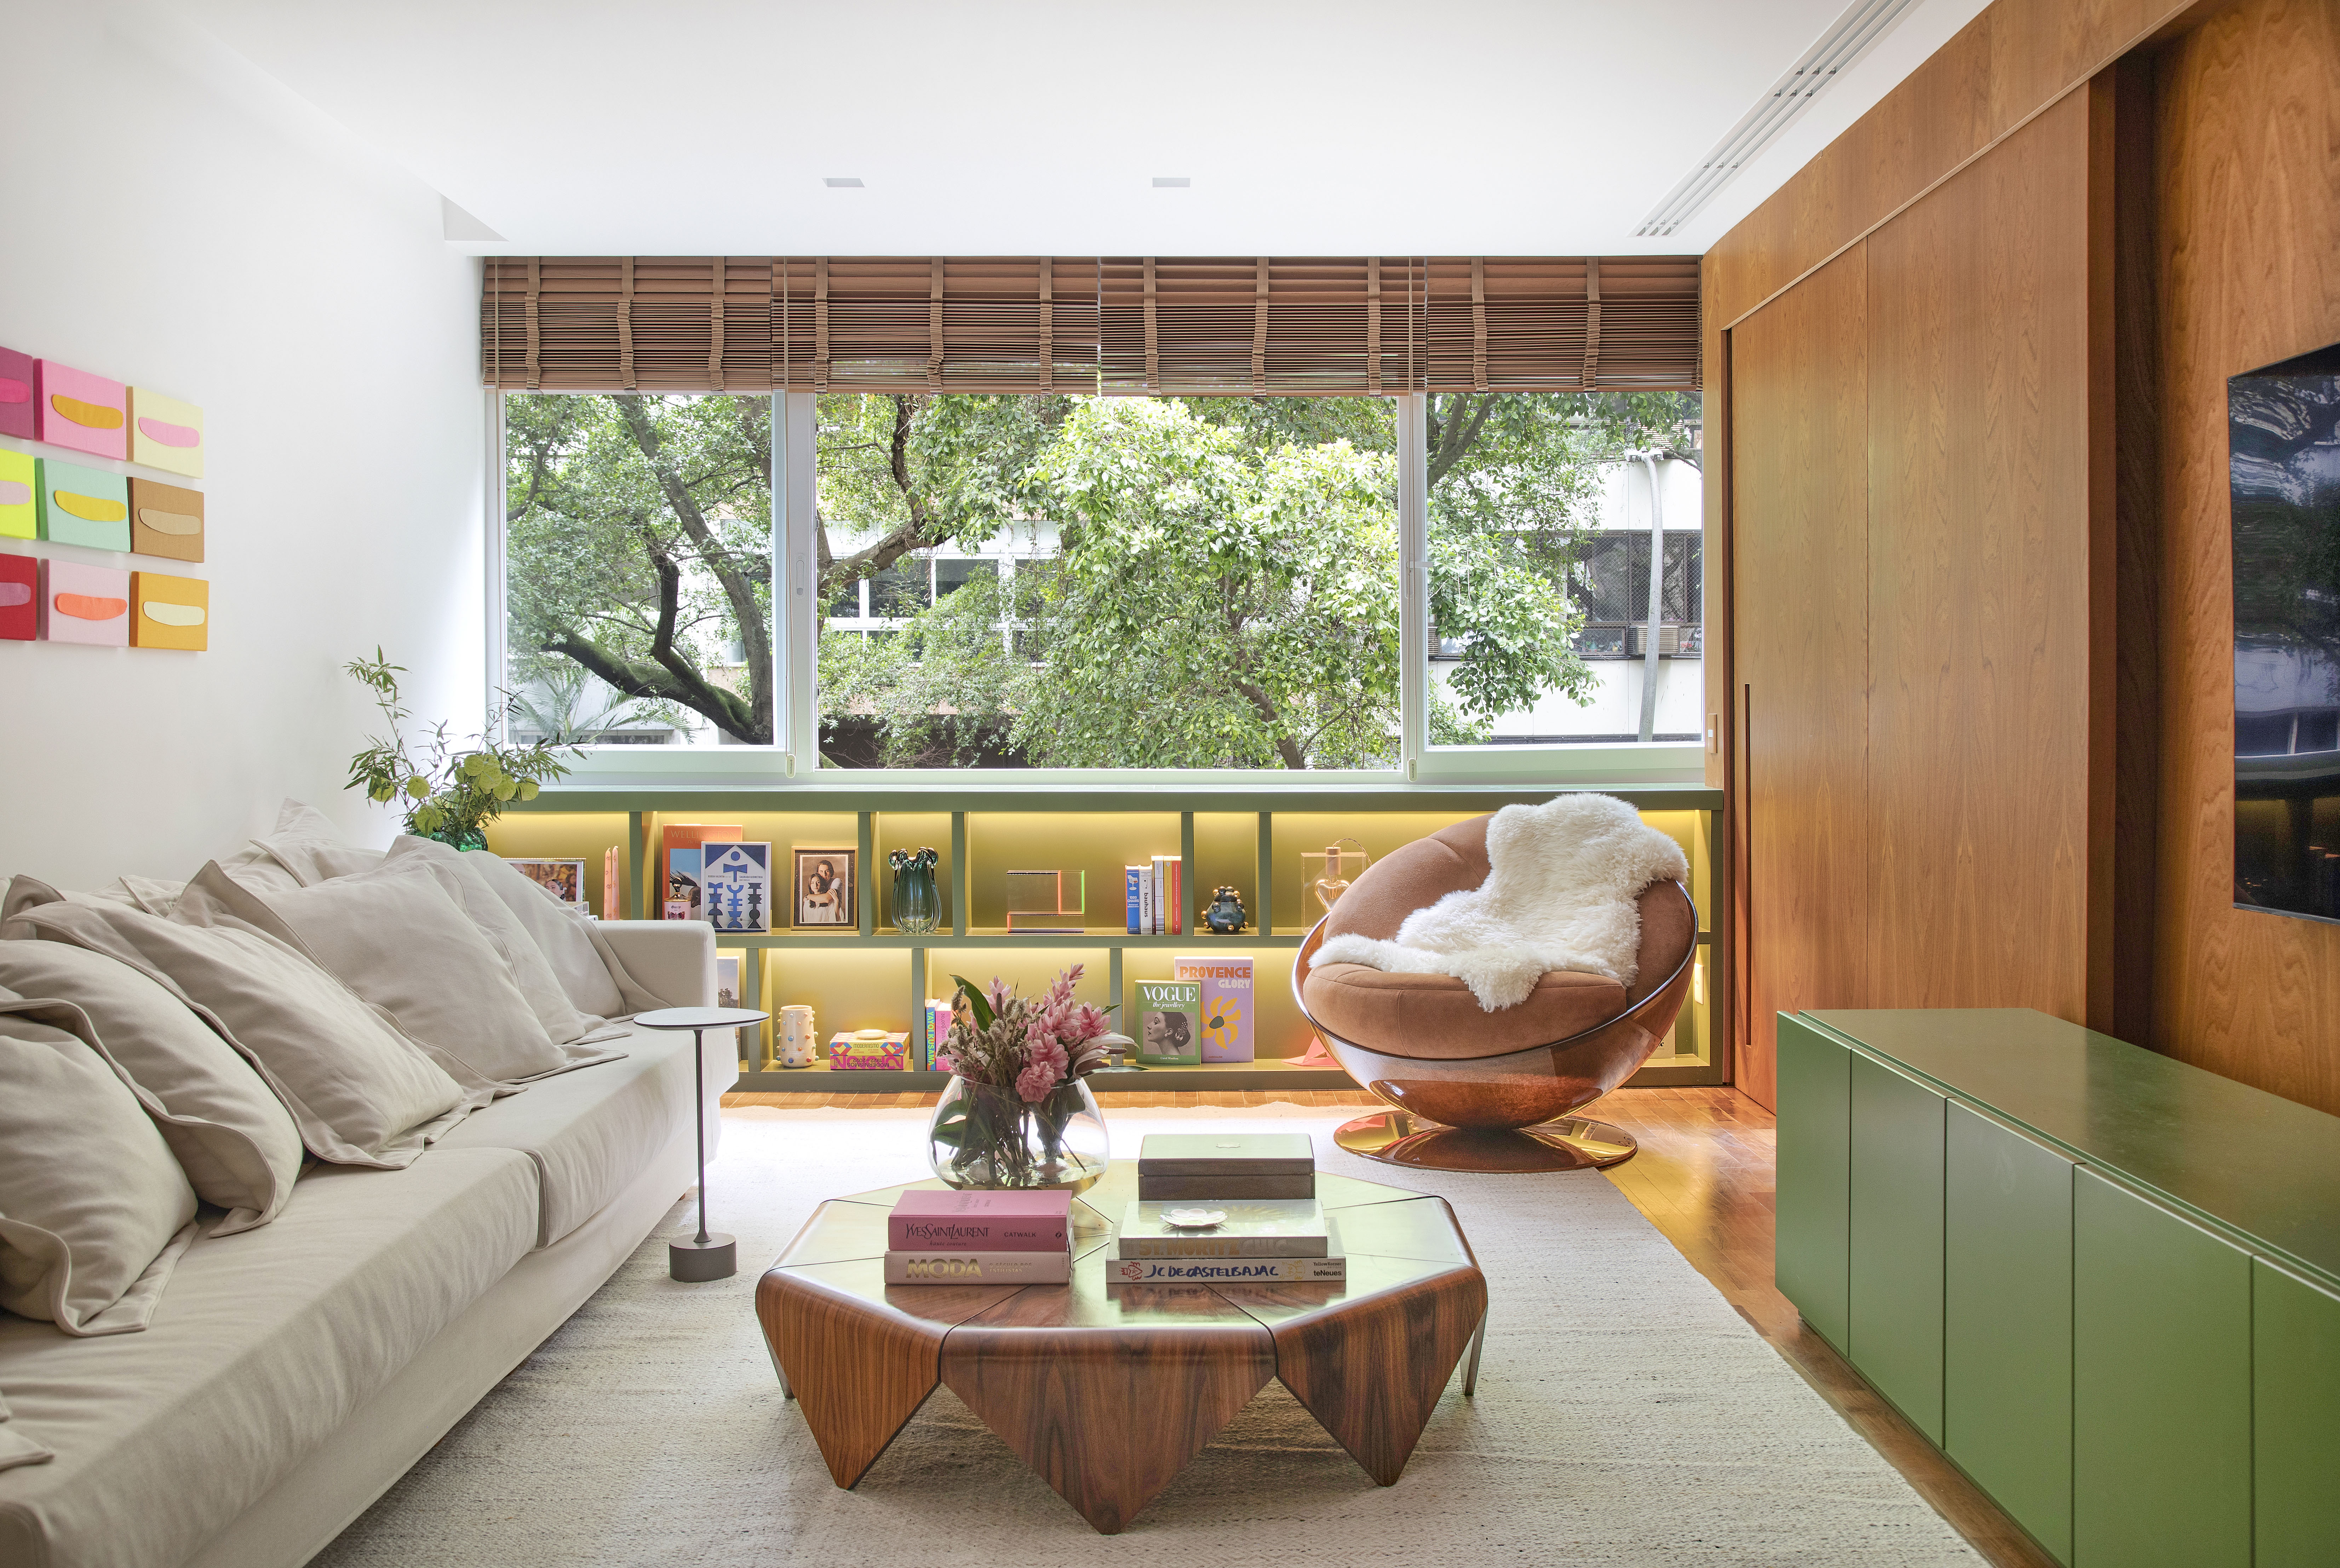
[889,847,942,934]
[927,1077,1108,1193]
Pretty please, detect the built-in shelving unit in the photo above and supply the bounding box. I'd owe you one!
[495,780,1723,1092]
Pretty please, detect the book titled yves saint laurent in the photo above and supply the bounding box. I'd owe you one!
[1116,1199,1330,1258]
[887,1189,1071,1251]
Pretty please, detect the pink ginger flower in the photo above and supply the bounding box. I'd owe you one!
[1069,1003,1110,1042]
[1015,1057,1063,1103]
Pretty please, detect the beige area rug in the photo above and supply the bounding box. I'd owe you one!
[313,1106,1982,1567]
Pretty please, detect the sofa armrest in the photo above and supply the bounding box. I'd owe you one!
[597,920,715,1010]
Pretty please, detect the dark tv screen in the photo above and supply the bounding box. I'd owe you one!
[2232,342,2340,922]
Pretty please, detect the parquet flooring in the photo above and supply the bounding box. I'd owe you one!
[717,1082,2053,1566]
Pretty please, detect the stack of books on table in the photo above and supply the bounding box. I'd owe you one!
[1114,1133,1342,1283]
[883,1189,1072,1284]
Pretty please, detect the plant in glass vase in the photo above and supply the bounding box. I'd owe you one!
[342,649,578,849]
[928,966,1114,1192]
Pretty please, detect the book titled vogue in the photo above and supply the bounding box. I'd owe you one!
[1108,1255,1346,1284]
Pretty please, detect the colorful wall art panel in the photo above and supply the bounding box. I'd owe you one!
[0,553,35,641]
[34,362,126,461]
[127,388,203,479]
[0,347,31,442]
[46,560,128,647]
[0,448,33,541]
[37,460,130,551]
[130,571,207,651]
[127,477,203,562]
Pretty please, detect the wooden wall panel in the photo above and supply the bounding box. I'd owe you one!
[1707,0,2192,333]
[2149,0,2340,1113]
[1731,247,1871,1109]
[1864,91,2100,1021]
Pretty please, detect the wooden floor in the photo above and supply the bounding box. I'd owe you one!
[719,1082,2054,1567]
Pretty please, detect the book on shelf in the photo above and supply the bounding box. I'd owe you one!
[1125,865,1144,935]
[885,1250,1072,1285]
[828,1032,909,1070]
[1107,1254,1344,1284]
[1131,979,1201,1065]
[658,824,741,921]
[888,1189,1071,1251]
[701,842,772,933]
[1117,1199,1329,1258]
[1175,954,1254,1062]
[1149,855,1182,935]
[921,996,951,1071]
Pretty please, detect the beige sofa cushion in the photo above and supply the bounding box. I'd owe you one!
[10,894,473,1170]
[374,841,606,1046]
[0,945,304,1233]
[0,1021,198,1337]
[247,797,386,884]
[436,1024,691,1247]
[386,837,641,1017]
[191,857,568,1083]
[0,1147,538,1568]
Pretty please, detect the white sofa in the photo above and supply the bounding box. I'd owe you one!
[0,920,735,1568]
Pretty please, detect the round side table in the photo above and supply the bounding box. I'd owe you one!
[633,1006,770,1281]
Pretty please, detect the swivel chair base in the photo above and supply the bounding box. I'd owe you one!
[1334,1111,1638,1173]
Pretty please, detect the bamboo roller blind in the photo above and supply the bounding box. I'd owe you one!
[480,255,1700,395]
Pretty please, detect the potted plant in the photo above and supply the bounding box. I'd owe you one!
[927,966,1115,1191]
[342,649,577,849]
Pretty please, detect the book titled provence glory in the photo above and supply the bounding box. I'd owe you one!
[1131,979,1201,1065]
[1174,954,1254,1062]
[885,1250,1073,1285]
[1117,1199,1330,1258]
[887,1189,1071,1251]
[1108,1254,1345,1284]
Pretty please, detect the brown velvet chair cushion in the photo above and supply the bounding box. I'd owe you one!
[1303,812,1695,1060]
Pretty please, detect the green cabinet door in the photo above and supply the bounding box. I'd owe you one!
[2072,1168,2250,1568]
[1848,1051,1946,1443]
[2255,1258,2340,1567]
[1776,1014,1851,1351]
[1943,1102,2072,1564]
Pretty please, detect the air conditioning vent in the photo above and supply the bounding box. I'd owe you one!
[1635,0,1922,238]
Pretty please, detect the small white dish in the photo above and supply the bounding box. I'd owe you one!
[1162,1208,1227,1229]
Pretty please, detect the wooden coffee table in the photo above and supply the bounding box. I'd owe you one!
[755,1162,1487,1533]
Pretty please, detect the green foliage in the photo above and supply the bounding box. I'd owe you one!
[342,650,575,847]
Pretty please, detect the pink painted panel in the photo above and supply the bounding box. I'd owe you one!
[34,361,127,461]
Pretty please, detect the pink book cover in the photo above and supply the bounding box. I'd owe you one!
[888,1189,1070,1251]
[1176,954,1255,1062]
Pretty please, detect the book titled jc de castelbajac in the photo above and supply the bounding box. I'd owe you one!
[886,1189,1069,1251]
[1109,1255,1346,1284]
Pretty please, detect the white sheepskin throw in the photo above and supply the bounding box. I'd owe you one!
[1315,793,1688,1011]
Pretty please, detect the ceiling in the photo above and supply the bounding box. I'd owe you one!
[185,0,1989,258]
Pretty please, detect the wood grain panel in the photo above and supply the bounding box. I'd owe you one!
[1707,0,2194,332]
[2149,0,2340,1112]
[1731,244,1871,1109]
[1864,91,2098,1021]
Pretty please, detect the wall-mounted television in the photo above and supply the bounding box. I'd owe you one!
[2232,342,2340,922]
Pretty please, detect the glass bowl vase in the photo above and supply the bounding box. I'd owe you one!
[927,1077,1108,1193]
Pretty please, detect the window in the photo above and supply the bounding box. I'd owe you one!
[501,392,774,748]
[1423,393,1704,748]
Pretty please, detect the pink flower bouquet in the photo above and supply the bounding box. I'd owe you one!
[929,967,1114,1190]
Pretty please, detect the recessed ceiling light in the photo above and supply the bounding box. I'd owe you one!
[824,177,864,189]
[1152,177,1191,188]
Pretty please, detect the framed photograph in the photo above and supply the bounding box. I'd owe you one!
[715,954,742,1011]
[792,847,856,929]
[505,857,587,906]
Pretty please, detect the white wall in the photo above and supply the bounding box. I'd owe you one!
[0,3,485,887]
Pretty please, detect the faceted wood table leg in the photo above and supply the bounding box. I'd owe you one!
[941,1282,1278,1534]
[757,1261,1019,1487]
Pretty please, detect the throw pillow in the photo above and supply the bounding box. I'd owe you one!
[369,842,604,1045]
[0,1021,199,1336]
[0,942,304,1233]
[250,797,386,884]
[384,837,648,1017]
[192,856,567,1082]
[10,893,473,1169]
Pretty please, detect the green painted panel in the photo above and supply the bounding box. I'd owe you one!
[2255,1259,2340,1567]
[1849,1053,1946,1443]
[2072,1168,2250,1568]
[1775,1014,1851,1351]
[1944,1103,2072,1564]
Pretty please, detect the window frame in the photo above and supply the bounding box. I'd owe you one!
[495,388,1707,788]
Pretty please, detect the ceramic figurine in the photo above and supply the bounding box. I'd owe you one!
[1202,885,1248,935]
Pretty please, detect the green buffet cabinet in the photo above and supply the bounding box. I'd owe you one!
[1775,1010,2340,1568]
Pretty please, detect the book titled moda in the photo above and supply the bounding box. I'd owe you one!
[883,1189,1073,1284]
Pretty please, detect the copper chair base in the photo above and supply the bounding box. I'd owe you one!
[1334,1111,1639,1172]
